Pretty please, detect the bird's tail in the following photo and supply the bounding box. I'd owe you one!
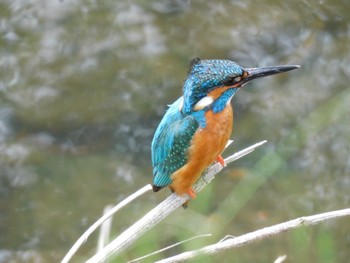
[152,184,163,192]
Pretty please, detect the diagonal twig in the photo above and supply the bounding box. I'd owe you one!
[127,234,212,263]
[155,208,350,263]
[61,184,153,263]
[85,140,267,263]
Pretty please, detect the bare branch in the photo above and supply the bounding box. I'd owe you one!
[127,234,212,263]
[155,208,350,263]
[97,205,114,252]
[274,255,287,263]
[85,141,267,263]
[61,184,153,263]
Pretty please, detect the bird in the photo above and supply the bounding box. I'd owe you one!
[151,58,299,204]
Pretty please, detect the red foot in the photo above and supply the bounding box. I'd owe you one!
[187,188,197,199]
[216,155,227,167]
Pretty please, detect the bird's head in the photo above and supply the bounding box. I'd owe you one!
[181,58,299,114]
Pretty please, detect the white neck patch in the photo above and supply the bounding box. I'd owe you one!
[193,96,214,111]
[178,97,184,111]
[226,94,235,105]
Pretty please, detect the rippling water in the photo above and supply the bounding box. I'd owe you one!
[0,0,349,262]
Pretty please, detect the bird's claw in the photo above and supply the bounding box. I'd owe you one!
[216,155,227,167]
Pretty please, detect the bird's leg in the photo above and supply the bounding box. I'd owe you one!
[181,188,196,209]
[187,188,197,199]
[216,155,227,167]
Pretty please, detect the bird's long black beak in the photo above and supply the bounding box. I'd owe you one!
[242,65,300,85]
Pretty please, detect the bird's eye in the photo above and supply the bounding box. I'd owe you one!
[223,75,242,86]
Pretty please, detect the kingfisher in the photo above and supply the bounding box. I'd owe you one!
[151,58,299,202]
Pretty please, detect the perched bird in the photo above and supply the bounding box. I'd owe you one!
[151,58,299,202]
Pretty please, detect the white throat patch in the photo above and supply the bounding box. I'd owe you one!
[226,94,234,105]
[193,96,214,111]
[178,97,184,111]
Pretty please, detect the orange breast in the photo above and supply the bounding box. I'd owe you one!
[170,104,233,196]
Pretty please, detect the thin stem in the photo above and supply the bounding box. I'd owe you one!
[61,184,153,263]
[97,205,114,252]
[155,208,350,263]
[127,234,212,263]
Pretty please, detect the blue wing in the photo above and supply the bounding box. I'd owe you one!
[152,97,199,189]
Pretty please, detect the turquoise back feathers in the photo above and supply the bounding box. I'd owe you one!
[152,97,199,189]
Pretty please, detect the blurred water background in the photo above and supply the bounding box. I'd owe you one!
[0,0,349,262]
